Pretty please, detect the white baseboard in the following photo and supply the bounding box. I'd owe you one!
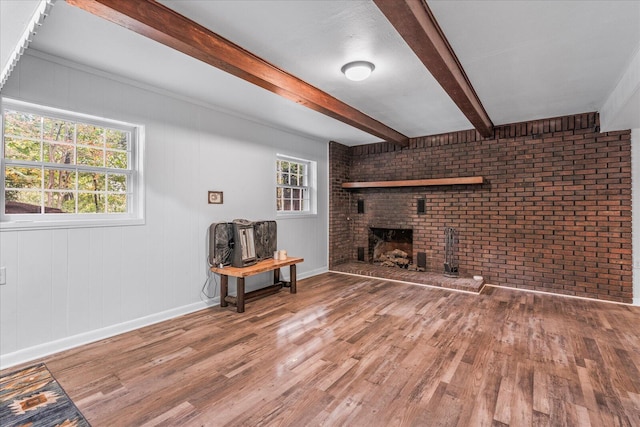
[273,265,327,282]
[298,266,328,280]
[0,267,329,370]
[0,298,219,370]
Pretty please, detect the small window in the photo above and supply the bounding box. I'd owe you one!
[276,155,316,215]
[1,98,144,229]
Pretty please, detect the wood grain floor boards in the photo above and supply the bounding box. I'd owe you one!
[3,271,640,426]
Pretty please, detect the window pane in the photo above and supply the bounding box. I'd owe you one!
[76,123,103,147]
[77,146,104,167]
[276,187,283,211]
[44,168,76,190]
[4,137,41,161]
[43,117,73,143]
[78,193,105,213]
[79,172,106,191]
[5,190,42,214]
[45,192,74,213]
[4,110,40,139]
[276,158,312,213]
[43,142,74,164]
[105,128,128,150]
[107,174,127,192]
[2,101,141,222]
[5,166,42,189]
[107,194,127,213]
[106,150,128,169]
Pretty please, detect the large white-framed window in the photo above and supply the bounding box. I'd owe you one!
[276,154,316,216]
[1,98,145,230]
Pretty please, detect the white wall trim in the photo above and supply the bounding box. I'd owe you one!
[277,266,327,283]
[0,1,55,90]
[600,45,640,132]
[0,267,327,370]
[299,267,328,280]
[0,300,217,370]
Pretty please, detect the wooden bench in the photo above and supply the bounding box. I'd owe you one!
[210,257,303,312]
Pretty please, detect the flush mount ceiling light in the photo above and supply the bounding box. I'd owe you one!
[341,61,375,81]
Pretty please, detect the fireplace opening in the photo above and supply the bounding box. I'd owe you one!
[369,228,413,268]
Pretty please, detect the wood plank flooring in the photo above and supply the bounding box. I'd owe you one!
[5,272,640,426]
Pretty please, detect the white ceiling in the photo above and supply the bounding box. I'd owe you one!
[429,1,640,127]
[3,0,640,145]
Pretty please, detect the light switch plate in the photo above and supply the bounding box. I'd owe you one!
[0,267,6,285]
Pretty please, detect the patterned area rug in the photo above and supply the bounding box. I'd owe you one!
[0,363,90,427]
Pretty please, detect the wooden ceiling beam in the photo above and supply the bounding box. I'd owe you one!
[374,0,494,138]
[65,0,409,147]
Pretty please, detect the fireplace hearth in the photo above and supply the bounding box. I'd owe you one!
[369,228,413,268]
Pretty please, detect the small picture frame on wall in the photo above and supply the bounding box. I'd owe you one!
[208,191,223,204]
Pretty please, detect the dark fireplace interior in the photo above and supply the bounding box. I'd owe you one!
[369,228,413,268]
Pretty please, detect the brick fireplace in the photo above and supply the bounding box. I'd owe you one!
[329,112,633,303]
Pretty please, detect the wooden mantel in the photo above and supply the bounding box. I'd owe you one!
[341,176,484,189]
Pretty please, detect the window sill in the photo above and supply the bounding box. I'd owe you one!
[276,212,318,220]
[0,217,145,231]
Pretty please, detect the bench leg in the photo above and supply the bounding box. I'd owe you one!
[290,264,297,294]
[237,277,245,313]
[220,275,229,307]
[273,268,280,284]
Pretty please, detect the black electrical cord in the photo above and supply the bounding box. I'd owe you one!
[201,261,219,301]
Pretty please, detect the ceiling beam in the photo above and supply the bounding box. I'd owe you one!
[374,0,494,138]
[65,0,409,147]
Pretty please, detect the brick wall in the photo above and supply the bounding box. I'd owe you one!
[329,141,352,266]
[329,112,633,303]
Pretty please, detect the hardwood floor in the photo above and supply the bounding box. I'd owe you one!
[8,272,640,426]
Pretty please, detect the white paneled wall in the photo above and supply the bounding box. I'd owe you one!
[0,51,329,367]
